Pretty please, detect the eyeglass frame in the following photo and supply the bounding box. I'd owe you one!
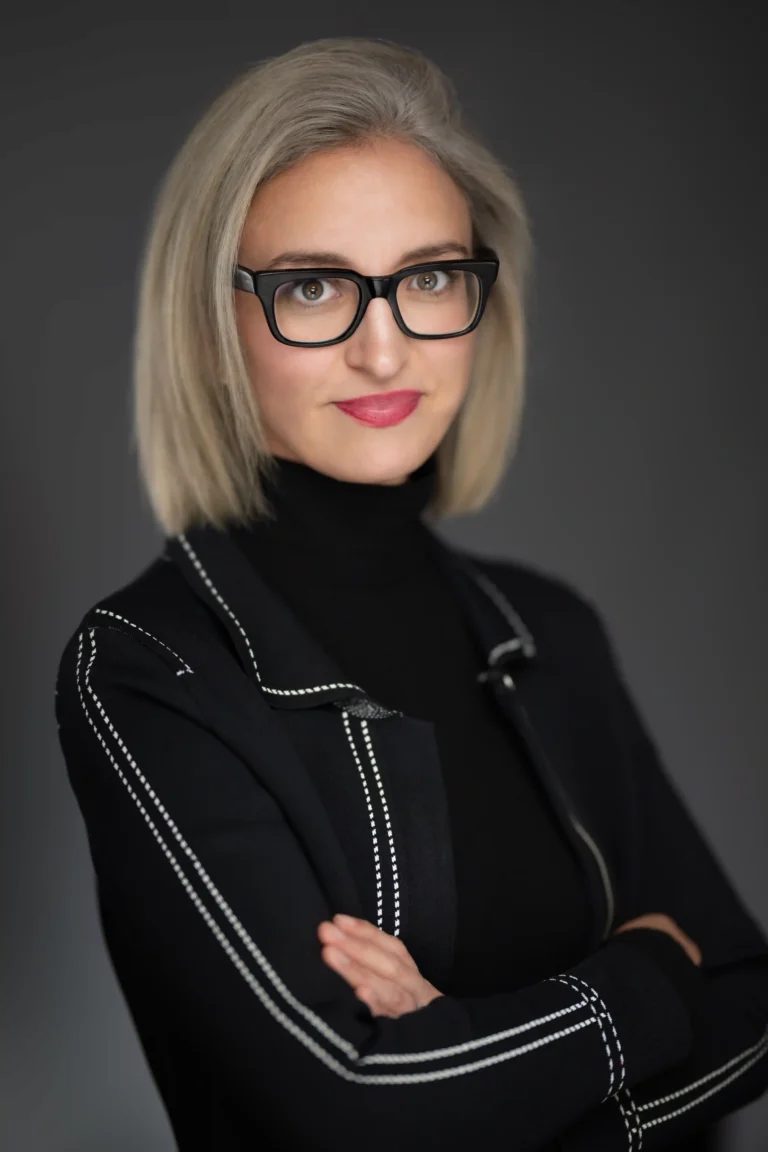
[232,247,500,347]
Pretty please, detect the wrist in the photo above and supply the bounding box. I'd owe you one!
[605,927,705,1023]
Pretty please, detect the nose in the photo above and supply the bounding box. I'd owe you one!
[343,297,410,380]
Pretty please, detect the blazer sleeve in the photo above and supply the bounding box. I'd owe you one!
[557,598,768,1151]
[55,619,698,1152]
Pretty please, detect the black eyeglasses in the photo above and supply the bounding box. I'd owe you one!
[232,248,499,347]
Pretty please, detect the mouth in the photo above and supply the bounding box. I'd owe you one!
[333,390,423,428]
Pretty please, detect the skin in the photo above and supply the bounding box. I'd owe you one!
[315,911,702,1020]
[235,135,703,1018]
[235,135,479,486]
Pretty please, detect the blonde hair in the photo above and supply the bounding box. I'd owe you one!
[132,36,533,534]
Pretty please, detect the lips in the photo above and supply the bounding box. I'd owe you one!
[334,391,422,428]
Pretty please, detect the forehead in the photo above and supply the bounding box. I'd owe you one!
[240,138,472,269]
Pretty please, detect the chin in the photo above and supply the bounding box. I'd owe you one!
[322,444,429,486]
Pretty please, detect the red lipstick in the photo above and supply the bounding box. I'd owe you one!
[333,390,422,428]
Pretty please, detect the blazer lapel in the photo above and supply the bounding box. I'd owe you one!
[165,525,459,985]
[166,527,365,708]
[165,523,610,987]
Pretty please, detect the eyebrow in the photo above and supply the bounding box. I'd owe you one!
[262,241,471,271]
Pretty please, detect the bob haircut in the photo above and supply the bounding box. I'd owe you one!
[132,36,533,535]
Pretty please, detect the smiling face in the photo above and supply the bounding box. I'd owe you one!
[235,137,478,486]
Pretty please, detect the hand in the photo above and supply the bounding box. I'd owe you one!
[614,912,702,967]
[317,913,444,1017]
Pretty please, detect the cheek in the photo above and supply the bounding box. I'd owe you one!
[237,301,335,414]
[420,336,476,403]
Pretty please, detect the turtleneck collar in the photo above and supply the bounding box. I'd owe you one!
[230,450,440,588]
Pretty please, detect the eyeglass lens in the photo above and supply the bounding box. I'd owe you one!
[272,268,481,342]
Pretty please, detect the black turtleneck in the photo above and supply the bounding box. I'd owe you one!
[231,452,593,997]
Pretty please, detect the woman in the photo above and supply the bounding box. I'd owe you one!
[54,36,768,1152]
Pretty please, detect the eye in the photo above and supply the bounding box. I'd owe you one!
[276,277,341,307]
[407,268,454,293]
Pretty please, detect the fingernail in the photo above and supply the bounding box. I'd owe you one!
[334,914,357,927]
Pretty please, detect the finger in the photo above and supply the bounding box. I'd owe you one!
[320,944,361,982]
[358,985,401,1019]
[323,930,404,981]
[318,917,414,975]
[318,924,391,990]
[329,918,416,973]
[321,944,426,1019]
[321,945,401,1011]
[355,985,381,1014]
[319,920,404,973]
[321,943,411,1003]
[321,940,398,990]
[332,915,408,959]
[353,972,410,1019]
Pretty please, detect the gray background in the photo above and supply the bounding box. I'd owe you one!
[2,3,766,1149]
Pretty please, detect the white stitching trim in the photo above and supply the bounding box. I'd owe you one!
[617,1086,643,1149]
[94,609,194,676]
[561,973,624,1090]
[639,1026,768,1130]
[78,628,354,1060]
[637,1022,768,1112]
[341,712,384,930]
[359,717,401,938]
[357,1009,596,1067]
[547,974,621,1101]
[177,533,362,698]
[76,626,599,1082]
[617,1087,640,1152]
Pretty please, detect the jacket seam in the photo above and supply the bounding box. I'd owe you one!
[615,1086,643,1149]
[546,973,623,1101]
[93,608,194,676]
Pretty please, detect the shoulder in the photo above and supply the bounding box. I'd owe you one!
[456,547,608,653]
[457,548,637,732]
[55,547,231,683]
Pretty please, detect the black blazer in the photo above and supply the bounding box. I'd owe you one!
[54,522,768,1151]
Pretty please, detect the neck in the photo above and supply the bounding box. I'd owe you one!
[230,450,439,587]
